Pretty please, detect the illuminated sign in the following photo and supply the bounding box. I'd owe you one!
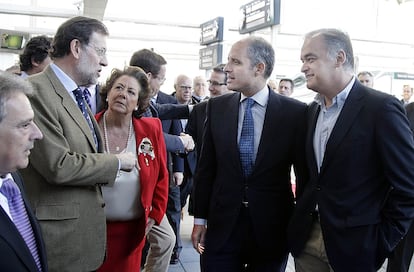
[239,0,280,34]
[0,29,29,51]
[199,44,223,70]
[200,17,224,46]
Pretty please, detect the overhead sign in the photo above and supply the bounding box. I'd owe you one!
[394,72,414,80]
[199,44,223,70]
[239,0,280,34]
[200,17,224,46]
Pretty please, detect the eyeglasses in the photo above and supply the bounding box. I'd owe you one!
[86,44,107,57]
[207,80,226,87]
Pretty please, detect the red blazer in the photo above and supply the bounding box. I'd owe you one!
[95,112,169,225]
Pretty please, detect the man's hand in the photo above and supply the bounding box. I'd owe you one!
[191,224,207,254]
[179,133,195,152]
[115,152,137,171]
[145,217,155,236]
[173,172,184,186]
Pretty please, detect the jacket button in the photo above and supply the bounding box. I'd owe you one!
[101,203,106,208]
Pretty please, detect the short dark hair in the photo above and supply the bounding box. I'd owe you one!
[51,16,109,59]
[19,35,52,72]
[129,49,167,77]
[279,78,294,90]
[244,36,275,79]
[0,72,33,122]
[100,66,151,117]
[357,71,373,78]
[212,63,227,83]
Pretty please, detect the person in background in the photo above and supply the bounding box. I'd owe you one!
[192,76,208,104]
[0,72,47,272]
[267,79,278,92]
[187,63,232,158]
[20,16,136,271]
[130,48,187,272]
[288,28,414,272]
[19,35,52,78]
[278,78,294,96]
[95,66,168,271]
[191,36,308,271]
[169,74,197,265]
[357,71,374,88]
[401,84,413,105]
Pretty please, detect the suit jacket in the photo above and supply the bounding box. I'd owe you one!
[288,81,414,272]
[156,92,184,175]
[0,172,48,272]
[95,112,169,225]
[20,66,119,271]
[186,100,208,161]
[193,89,308,258]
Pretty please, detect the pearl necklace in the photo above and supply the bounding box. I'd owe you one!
[103,111,132,154]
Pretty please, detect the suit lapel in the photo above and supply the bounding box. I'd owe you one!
[319,83,364,174]
[44,67,99,152]
[307,102,321,176]
[254,90,281,169]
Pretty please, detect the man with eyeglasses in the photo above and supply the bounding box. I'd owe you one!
[19,16,137,271]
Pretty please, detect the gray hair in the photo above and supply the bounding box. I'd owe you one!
[305,28,354,72]
[0,72,33,123]
[244,36,275,79]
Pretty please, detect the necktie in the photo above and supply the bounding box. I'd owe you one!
[0,178,42,271]
[73,88,98,149]
[239,98,255,177]
[83,88,92,110]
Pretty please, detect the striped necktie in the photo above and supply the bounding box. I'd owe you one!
[0,178,42,271]
[73,87,98,149]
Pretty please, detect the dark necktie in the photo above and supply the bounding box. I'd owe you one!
[0,178,42,271]
[73,88,98,149]
[239,98,255,177]
[83,88,92,109]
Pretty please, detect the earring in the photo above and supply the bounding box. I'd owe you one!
[134,106,138,111]
[105,98,108,102]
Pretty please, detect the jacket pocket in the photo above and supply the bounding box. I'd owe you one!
[346,212,381,227]
[35,203,80,220]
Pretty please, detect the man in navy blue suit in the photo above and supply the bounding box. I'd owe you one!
[192,36,308,271]
[0,72,47,271]
[288,28,414,272]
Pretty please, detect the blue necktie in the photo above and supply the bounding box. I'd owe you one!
[239,98,255,177]
[73,88,98,149]
[83,88,92,110]
[1,178,42,271]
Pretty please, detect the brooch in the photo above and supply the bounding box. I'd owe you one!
[138,137,155,166]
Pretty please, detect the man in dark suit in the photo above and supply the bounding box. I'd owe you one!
[288,28,414,272]
[20,17,136,271]
[191,36,308,271]
[0,72,47,271]
[386,101,414,272]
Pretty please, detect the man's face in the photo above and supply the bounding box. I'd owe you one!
[403,85,413,101]
[208,71,228,97]
[358,74,374,88]
[278,80,293,96]
[300,35,337,94]
[224,40,257,93]
[175,76,192,104]
[193,77,207,97]
[148,65,166,97]
[0,93,43,174]
[77,32,108,86]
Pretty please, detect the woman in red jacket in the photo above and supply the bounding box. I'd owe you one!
[96,66,169,271]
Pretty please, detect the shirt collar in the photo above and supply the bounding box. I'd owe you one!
[314,76,355,109]
[50,63,78,93]
[239,85,269,107]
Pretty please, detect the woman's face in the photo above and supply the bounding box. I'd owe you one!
[107,75,140,115]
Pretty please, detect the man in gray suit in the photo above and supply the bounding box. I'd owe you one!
[20,16,136,271]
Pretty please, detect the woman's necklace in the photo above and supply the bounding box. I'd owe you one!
[103,111,132,154]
